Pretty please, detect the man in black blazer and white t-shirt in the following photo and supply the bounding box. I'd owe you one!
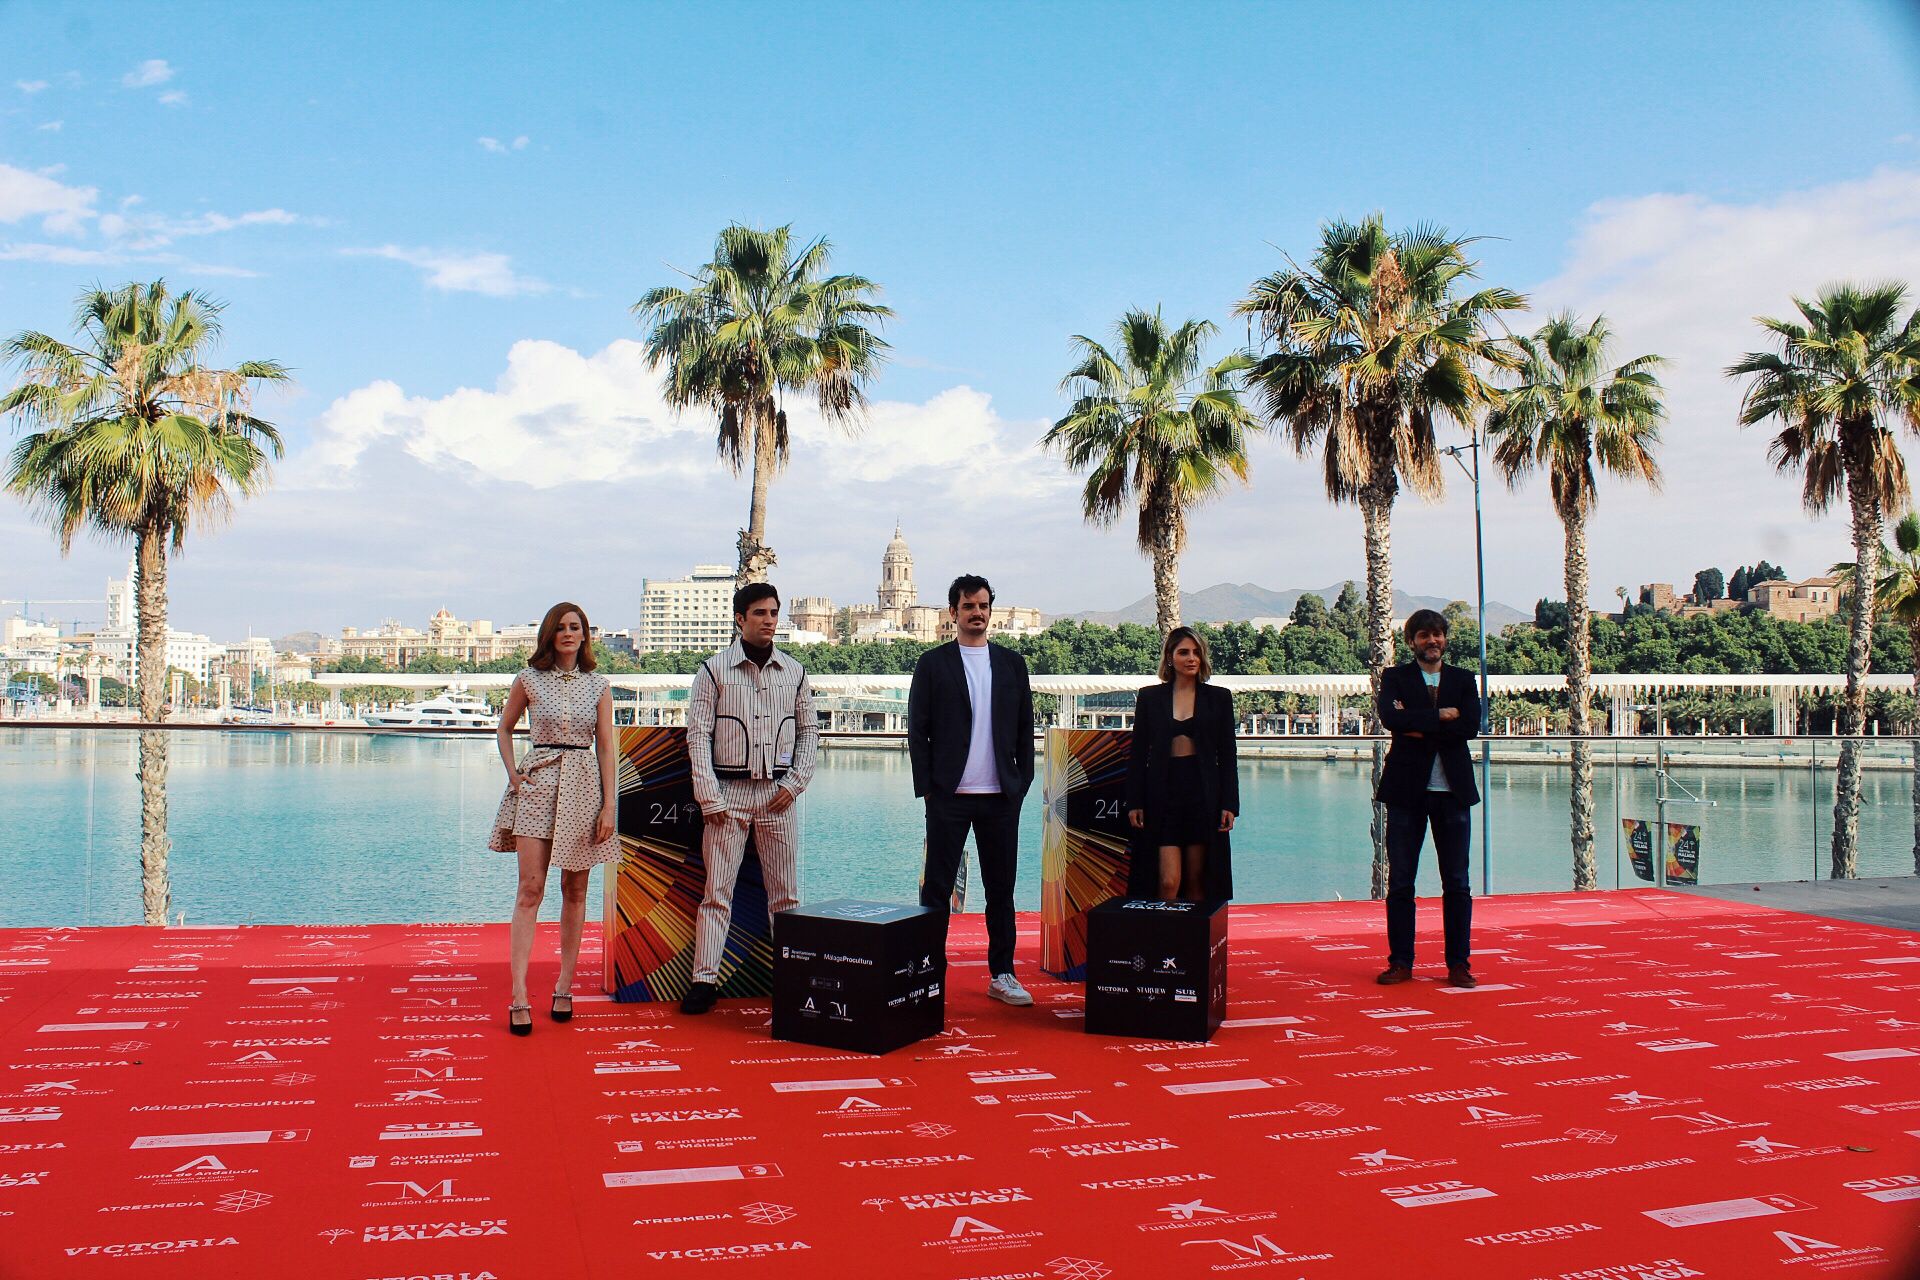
[908,574,1036,1006]
[1374,608,1482,988]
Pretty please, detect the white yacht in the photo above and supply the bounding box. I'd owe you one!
[361,690,499,730]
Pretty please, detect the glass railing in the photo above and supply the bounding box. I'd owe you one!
[2,725,1912,927]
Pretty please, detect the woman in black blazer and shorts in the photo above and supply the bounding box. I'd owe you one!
[1126,627,1239,902]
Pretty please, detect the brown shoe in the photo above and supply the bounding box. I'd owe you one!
[1446,968,1478,989]
[1375,965,1413,986]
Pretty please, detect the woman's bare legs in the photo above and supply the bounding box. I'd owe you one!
[509,837,553,1007]
[1180,844,1208,902]
[555,867,591,995]
[1157,846,1183,901]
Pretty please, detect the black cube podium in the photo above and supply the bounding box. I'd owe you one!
[1084,898,1228,1042]
[771,900,945,1055]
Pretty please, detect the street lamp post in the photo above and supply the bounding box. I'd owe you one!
[1441,432,1493,894]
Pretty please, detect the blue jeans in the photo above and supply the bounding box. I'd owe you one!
[1385,793,1474,970]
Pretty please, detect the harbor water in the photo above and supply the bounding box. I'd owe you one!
[2,728,1913,929]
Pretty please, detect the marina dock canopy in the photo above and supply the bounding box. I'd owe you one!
[308,670,1900,736]
[309,671,1915,696]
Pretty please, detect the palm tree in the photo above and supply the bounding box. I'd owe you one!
[634,224,891,585]
[1042,309,1259,633]
[3,281,287,924]
[1486,313,1665,890]
[1238,215,1524,896]
[1835,513,1920,874]
[1730,283,1920,879]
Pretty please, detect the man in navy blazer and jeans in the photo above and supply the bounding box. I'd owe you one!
[1374,608,1482,988]
[909,574,1036,1007]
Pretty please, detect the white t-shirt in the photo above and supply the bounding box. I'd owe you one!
[955,643,1001,794]
[1423,668,1450,792]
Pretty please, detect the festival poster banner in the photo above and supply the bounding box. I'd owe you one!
[1623,818,1654,882]
[603,726,773,1001]
[1665,821,1701,885]
[1040,727,1134,979]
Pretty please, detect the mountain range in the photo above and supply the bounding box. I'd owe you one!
[1058,582,1531,631]
[275,631,330,654]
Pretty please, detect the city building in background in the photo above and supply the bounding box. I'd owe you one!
[935,603,1043,641]
[789,595,835,638]
[1746,576,1841,623]
[0,617,61,678]
[637,564,736,653]
[339,609,537,666]
[1,616,58,649]
[783,526,1044,645]
[877,524,915,614]
[86,558,213,685]
[1634,576,1840,623]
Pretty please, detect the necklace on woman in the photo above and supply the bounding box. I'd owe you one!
[556,661,579,682]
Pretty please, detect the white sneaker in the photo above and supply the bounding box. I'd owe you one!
[988,973,1033,1006]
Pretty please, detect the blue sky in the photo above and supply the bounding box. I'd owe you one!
[4,2,1920,639]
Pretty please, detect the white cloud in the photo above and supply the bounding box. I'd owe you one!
[122,59,174,88]
[477,135,529,154]
[99,205,303,250]
[16,80,48,94]
[36,120,62,132]
[0,242,266,278]
[298,340,686,488]
[1345,166,1920,612]
[787,385,1064,500]
[1010,166,1920,618]
[298,339,1062,495]
[16,167,1918,629]
[214,338,1076,630]
[0,241,117,265]
[177,261,262,278]
[173,208,293,236]
[342,244,550,296]
[0,158,306,279]
[0,161,96,234]
[158,89,187,107]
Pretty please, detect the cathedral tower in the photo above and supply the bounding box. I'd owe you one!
[878,523,916,614]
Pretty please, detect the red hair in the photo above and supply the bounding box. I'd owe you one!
[528,601,596,671]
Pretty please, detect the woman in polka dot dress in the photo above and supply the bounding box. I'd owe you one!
[490,601,619,1035]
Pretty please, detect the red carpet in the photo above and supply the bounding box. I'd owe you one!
[3,890,1918,1279]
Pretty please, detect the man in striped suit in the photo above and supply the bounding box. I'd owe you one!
[681,582,818,1015]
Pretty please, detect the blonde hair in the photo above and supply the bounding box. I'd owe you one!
[1156,626,1212,682]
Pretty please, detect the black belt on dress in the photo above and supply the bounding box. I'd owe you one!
[535,743,589,750]
[714,766,788,780]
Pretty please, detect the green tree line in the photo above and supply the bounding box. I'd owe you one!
[316,593,1909,681]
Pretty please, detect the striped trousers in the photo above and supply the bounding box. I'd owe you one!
[692,778,801,985]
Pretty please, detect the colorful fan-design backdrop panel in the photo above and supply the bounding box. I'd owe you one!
[603,726,774,1001]
[1040,727,1134,979]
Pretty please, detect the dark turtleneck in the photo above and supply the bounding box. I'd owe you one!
[742,638,773,668]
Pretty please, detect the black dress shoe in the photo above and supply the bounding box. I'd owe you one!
[680,982,719,1015]
[550,993,573,1023]
[1446,968,1478,989]
[1376,965,1413,986]
[507,1003,532,1036]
